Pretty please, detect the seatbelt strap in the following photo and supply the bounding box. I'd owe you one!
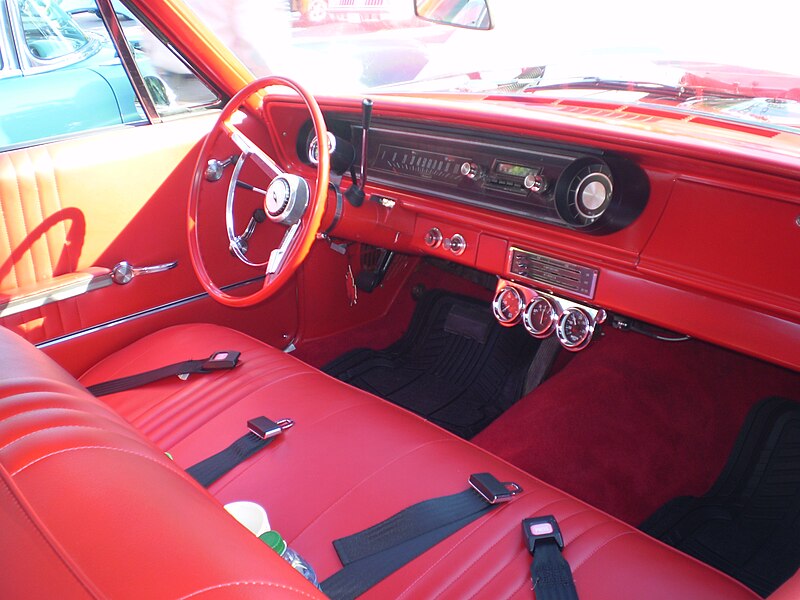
[522,516,579,600]
[86,351,240,397]
[186,416,293,487]
[321,473,522,600]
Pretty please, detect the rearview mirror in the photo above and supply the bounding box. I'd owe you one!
[414,0,492,30]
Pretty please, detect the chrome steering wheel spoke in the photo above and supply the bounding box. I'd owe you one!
[223,120,285,180]
[267,222,301,276]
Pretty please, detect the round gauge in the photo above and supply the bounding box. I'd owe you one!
[492,286,524,326]
[556,307,594,351]
[307,131,336,165]
[523,296,557,338]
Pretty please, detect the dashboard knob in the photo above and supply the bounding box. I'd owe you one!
[460,161,482,180]
[449,233,466,255]
[524,173,548,193]
[424,227,443,249]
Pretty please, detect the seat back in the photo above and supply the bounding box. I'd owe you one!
[0,326,322,599]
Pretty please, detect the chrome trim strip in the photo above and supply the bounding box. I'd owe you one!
[35,276,265,349]
[0,269,113,318]
[95,0,160,123]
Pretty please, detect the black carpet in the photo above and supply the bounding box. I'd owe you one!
[641,397,800,597]
[323,290,541,439]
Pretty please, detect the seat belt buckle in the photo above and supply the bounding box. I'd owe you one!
[468,472,523,504]
[201,351,241,371]
[522,515,564,554]
[247,416,294,440]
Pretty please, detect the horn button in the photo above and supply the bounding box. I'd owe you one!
[265,174,309,225]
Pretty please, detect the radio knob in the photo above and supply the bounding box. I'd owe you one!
[424,227,443,249]
[449,233,466,255]
[524,173,548,193]
[460,162,482,180]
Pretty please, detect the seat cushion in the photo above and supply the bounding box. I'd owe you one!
[0,325,323,599]
[81,323,760,599]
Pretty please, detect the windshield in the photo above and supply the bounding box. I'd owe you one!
[178,0,800,133]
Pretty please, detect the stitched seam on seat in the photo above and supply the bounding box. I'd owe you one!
[0,402,133,436]
[210,392,378,494]
[115,348,293,436]
[11,444,176,477]
[138,366,317,445]
[0,463,104,598]
[288,436,461,544]
[494,506,599,600]
[411,497,574,600]
[0,423,145,454]
[178,580,319,599]
[467,504,596,600]
[569,530,635,575]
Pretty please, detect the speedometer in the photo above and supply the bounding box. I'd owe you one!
[492,286,524,325]
[556,307,594,351]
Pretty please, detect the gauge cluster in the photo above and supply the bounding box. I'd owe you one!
[492,279,606,351]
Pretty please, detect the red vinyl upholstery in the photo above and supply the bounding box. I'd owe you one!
[74,323,761,599]
[0,325,323,599]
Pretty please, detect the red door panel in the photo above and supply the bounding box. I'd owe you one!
[0,114,300,373]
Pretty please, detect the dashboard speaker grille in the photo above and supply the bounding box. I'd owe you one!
[509,248,598,298]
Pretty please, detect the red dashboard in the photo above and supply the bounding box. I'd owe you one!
[263,93,800,371]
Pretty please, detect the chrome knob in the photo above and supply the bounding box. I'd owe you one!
[460,161,481,180]
[424,227,443,249]
[524,173,548,193]
[205,155,237,181]
[449,233,466,255]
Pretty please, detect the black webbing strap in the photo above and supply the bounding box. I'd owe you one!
[522,516,579,600]
[321,473,521,600]
[87,351,241,397]
[185,416,293,487]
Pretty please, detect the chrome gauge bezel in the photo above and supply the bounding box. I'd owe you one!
[556,307,594,352]
[492,286,524,326]
[523,296,557,338]
[308,131,336,166]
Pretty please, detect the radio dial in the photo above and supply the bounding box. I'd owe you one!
[524,173,548,193]
[460,162,482,180]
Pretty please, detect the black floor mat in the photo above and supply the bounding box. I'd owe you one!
[641,397,800,597]
[323,290,541,439]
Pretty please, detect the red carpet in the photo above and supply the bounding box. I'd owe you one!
[472,326,800,525]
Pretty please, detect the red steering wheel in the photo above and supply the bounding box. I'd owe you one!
[188,76,330,307]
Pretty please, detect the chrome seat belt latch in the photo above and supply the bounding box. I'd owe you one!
[469,472,523,504]
[247,416,295,440]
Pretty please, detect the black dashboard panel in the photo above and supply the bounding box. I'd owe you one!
[304,117,650,234]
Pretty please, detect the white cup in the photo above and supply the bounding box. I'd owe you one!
[224,501,270,537]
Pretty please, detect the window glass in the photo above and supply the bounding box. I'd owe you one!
[19,0,89,60]
[0,0,218,151]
